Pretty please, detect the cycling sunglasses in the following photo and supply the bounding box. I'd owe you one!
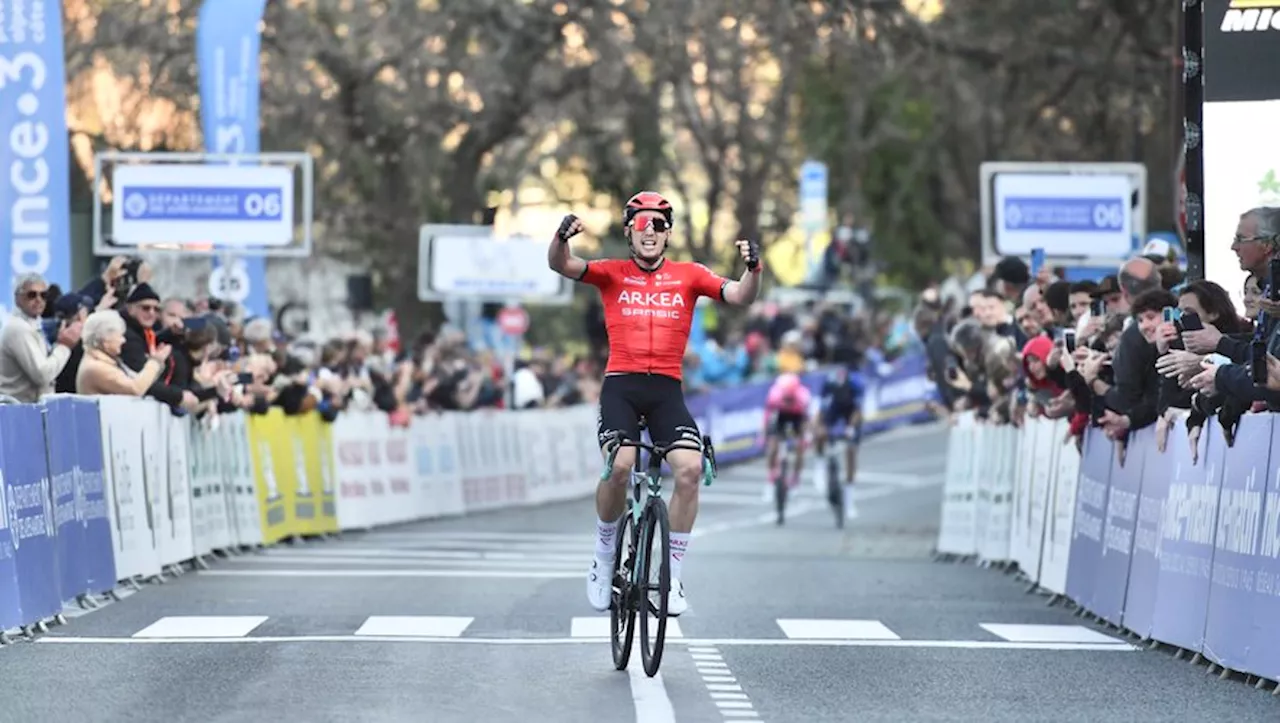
[631,216,671,233]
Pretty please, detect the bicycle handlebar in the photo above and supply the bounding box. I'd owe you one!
[599,430,718,486]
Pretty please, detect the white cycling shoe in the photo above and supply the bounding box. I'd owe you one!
[650,577,688,617]
[586,557,612,612]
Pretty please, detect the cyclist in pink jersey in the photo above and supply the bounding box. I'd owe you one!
[763,373,812,488]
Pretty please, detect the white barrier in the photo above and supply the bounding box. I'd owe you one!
[936,412,1081,594]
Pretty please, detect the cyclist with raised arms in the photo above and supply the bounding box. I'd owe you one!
[812,363,866,519]
[548,192,761,617]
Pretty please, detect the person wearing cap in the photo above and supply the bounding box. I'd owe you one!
[119,283,198,413]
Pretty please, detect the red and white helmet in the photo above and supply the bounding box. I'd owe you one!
[623,191,674,228]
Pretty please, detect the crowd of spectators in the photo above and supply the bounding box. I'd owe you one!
[921,206,1280,454]
[0,256,599,424]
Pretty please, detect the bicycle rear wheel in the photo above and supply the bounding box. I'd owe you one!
[611,509,638,670]
[775,451,790,525]
[639,498,671,677]
[827,455,844,529]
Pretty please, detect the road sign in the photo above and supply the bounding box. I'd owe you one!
[799,160,828,235]
[208,262,251,303]
[111,163,294,247]
[497,306,529,336]
[979,162,1146,267]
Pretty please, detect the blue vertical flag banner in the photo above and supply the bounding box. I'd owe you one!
[197,0,270,320]
[0,1,73,312]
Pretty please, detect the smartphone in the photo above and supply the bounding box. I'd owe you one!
[1030,248,1045,279]
[1270,258,1280,302]
[1162,307,1177,323]
[1091,298,1106,318]
[1180,311,1203,331]
[1252,341,1269,385]
[1063,329,1077,353]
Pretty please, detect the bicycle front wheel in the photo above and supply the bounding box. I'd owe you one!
[639,498,671,678]
[611,508,638,670]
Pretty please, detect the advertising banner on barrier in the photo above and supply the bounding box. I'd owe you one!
[247,411,289,544]
[7,404,60,626]
[1245,417,1280,680]
[0,408,23,629]
[72,399,115,593]
[1038,421,1080,596]
[1092,427,1148,626]
[860,353,942,437]
[1151,420,1221,652]
[99,397,160,582]
[296,415,339,535]
[1123,426,1171,640]
[285,415,318,535]
[1203,414,1274,671]
[1025,418,1056,580]
[936,413,978,556]
[1065,428,1112,611]
[43,399,84,603]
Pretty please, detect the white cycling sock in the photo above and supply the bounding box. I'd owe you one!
[669,532,690,581]
[595,517,620,560]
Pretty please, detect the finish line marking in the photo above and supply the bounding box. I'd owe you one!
[35,636,1138,651]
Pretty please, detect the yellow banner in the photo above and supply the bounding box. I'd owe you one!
[295,413,339,535]
[247,409,296,544]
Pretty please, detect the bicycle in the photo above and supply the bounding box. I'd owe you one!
[774,430,802,526]
[823,426,851,529]
[601,423,717,678]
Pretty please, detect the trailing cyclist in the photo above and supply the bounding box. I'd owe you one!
[812,363,866,520]
[546,191,761,617]
[763,372,812,524]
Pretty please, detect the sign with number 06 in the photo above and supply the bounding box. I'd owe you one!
[110,164,294,247]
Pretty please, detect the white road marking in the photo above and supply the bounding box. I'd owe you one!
[38,636,1139,650]
[629,667,676,723]
[132,616,268,639]
[777,619,901,641]
[706,684,743,692]
[228,554,582,570]
[354,616,474,638]
[197,569,582,579]
[264,547,585,561]
[979,623,1123,644]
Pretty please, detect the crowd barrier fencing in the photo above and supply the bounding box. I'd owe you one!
[0,350,940,641]
[935,409,1280,687]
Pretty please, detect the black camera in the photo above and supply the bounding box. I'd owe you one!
[113,256,143,298]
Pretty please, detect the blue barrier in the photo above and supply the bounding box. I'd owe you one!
[943,409,1280,684]
[45,398,85,606]
[685,351,941,466]
[72,397,116,596]
[1061,414,1280,682]
[8,404,60,629]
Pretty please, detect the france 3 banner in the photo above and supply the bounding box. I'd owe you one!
[0,0,74,307]
[1201,0,1280,312]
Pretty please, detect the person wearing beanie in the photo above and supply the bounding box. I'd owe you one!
[119,282,197,413]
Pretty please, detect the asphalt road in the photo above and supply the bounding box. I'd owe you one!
[1,423,1275,722]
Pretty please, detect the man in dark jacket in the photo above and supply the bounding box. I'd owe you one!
[120,283,196,412]
[1096,258,1164,437]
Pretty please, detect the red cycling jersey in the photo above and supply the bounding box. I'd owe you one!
[579,258,729,381]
